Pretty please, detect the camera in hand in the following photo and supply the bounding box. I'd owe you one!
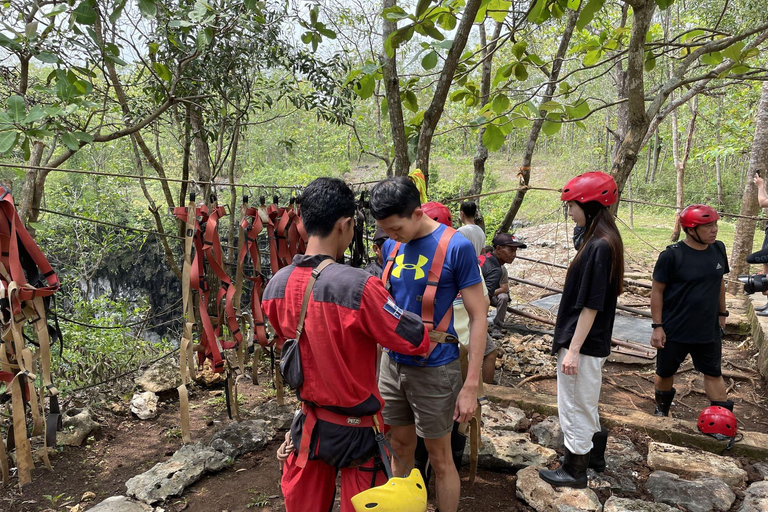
[738,274,768,294]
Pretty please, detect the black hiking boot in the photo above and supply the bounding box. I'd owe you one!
[557,427,609,472]
[539,449,590,489]
[654,388,676,417]
[710,399,734,412]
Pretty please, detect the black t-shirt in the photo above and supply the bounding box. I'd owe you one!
[652,240,729,344]
[551,238,619,357]
[481,253,503,294]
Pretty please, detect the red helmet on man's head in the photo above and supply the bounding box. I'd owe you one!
[698,406,737,440]
[421,201,452,227]
[679,204,719,228]
[561,171,618,206]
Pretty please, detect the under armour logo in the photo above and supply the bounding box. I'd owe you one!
[391,254,429,280]
[716,263,723,269]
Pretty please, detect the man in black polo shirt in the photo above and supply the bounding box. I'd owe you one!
[650,204,732,417]
[481,233,526,339]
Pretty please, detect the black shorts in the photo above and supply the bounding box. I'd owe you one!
[762,225,768,251]
[656,340,722,378]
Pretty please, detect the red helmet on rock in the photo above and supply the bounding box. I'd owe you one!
[561,171,618,206]
[421,202,452,227]
[679,204,719,228]
[698,406,737,440]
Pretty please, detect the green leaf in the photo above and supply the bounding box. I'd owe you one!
[0,131,18,153]
[730,64,750,75]
[403,90,419,113]
[61,132,80,151]
[567,0,581,9]
[148,42,159,55]
[539,100,561,112]
[153,62,172,82]
[525,53,545,66]
[422,51,438,70]
[109,0,127,23]
[644,53,656,71]
[487,0,512,23]
[73,131,94,143]
[511,41,527,60]
[7,96,25,123]
[583,49,602,66]
[511,115,530,128]
[742,48,760,59]
[416,0,433,17]
[417,21,444,40]
[381,97,388,118]
[482,123,505,151]
[382,6,411,21]
[722,41,745,62]
[513,63,528,81]
[438,12,457,30]
[654,0,675,9]
[565,99,590,119]
[24,106,47,124]
[34,51,58,64]
[354,75,375,99]
[541,119,561,136]
[72,0,97,25]
[450,90,468,102]
[680,29,705,43]
[492,94,510,114]
[45,4,68,17]
[576,0,605,31]
[138,0,157,17]
[527,0,547,23]
[498,117,515,136]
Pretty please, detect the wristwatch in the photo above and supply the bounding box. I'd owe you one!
[651,323,663,329]
[718,311,729,317]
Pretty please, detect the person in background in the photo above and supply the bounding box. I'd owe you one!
[481,245,494,256]
[753,173,768,314]
[650,204,731,418]
[458,201,486,257]
[481,233,525,340]
[364,227,388,278]
[539,172,623,489]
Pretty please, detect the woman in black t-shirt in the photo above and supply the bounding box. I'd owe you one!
[539,172,624,489]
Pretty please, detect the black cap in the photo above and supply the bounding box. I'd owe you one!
[373,227,389,245]
[492,232,527,249]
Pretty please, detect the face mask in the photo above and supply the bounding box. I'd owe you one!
[573,225,586,250]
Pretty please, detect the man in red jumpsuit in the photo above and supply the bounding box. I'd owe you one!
[263,177,430,512]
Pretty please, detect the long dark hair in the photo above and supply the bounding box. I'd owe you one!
[569,206,625,295]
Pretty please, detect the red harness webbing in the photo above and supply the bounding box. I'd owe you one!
[380,227,456,333]
[238,207,269,348]
[296,402,382,468]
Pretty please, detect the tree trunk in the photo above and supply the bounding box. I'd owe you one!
[18,141,46,228]
[729,81,768,293]
[497,7,579,233]
[380,0,409,176]
[227,120,241,266]
[190,105,213,196]
[670,97,699,241]
[415,0,483,184]
[470,21,503,197]
[650,131,662,182]
[715,97,724,205]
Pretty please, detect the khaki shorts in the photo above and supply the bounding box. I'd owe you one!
[378,355,462,439]
[484,333,497,356]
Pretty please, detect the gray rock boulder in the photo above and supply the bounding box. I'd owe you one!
[58,408,100,446]
[530,416,564,450]
[646,442,746,487]
[753,462,768,481]
[125,443,231,504]
[130,391,159,420]
[739,481,768,512]
[250,401,297,430]
[466,430,556,470]
[603,497,676,512]
[209,419,274,458]
[605,435,642,468]
[483,404,527,431]
[87,496,153,512]
[646,470,735,512]
[135,359,181,393]
[515,465,601,512]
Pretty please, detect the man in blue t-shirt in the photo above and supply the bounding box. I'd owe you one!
[370,177,486,512]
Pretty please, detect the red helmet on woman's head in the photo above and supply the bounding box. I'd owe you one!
[421,201,452,227]
[698,406,737,440]
[561,171,618,206]
[679,204,719,228]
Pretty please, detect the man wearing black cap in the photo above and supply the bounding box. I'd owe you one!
[364,227,388,278]
[482,233,526,339]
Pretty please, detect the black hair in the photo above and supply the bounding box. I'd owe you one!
[568,204,625,295]
[369,177,421,220]
[482,245,494,255]
[460,201,478,219]
[300,177,356,238]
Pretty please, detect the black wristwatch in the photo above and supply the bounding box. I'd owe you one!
[651,323,663,329]
[718,311,729,317]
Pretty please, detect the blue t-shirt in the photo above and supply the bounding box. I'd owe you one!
[383,224,482,366]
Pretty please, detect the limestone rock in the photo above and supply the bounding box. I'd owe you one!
[250,401,297,430]
[603,497,677,512]
[646,471,736,512]
[135,359,181,393]
[483,404,527,431]
[130,392,159,420]
[530,416,563,450]
[209,419,274,458]
[465,430,556,470]
[194,359,225,386]
[125,443,231,504]
[647,442,746,487]
[739,481,768,512]
[58,408,100,446]
[515,465,601,512]
[753,462,768,480]
[605,435,642,468]
[87,496,153,512]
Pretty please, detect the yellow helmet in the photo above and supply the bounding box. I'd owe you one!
[350,469,428,512]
